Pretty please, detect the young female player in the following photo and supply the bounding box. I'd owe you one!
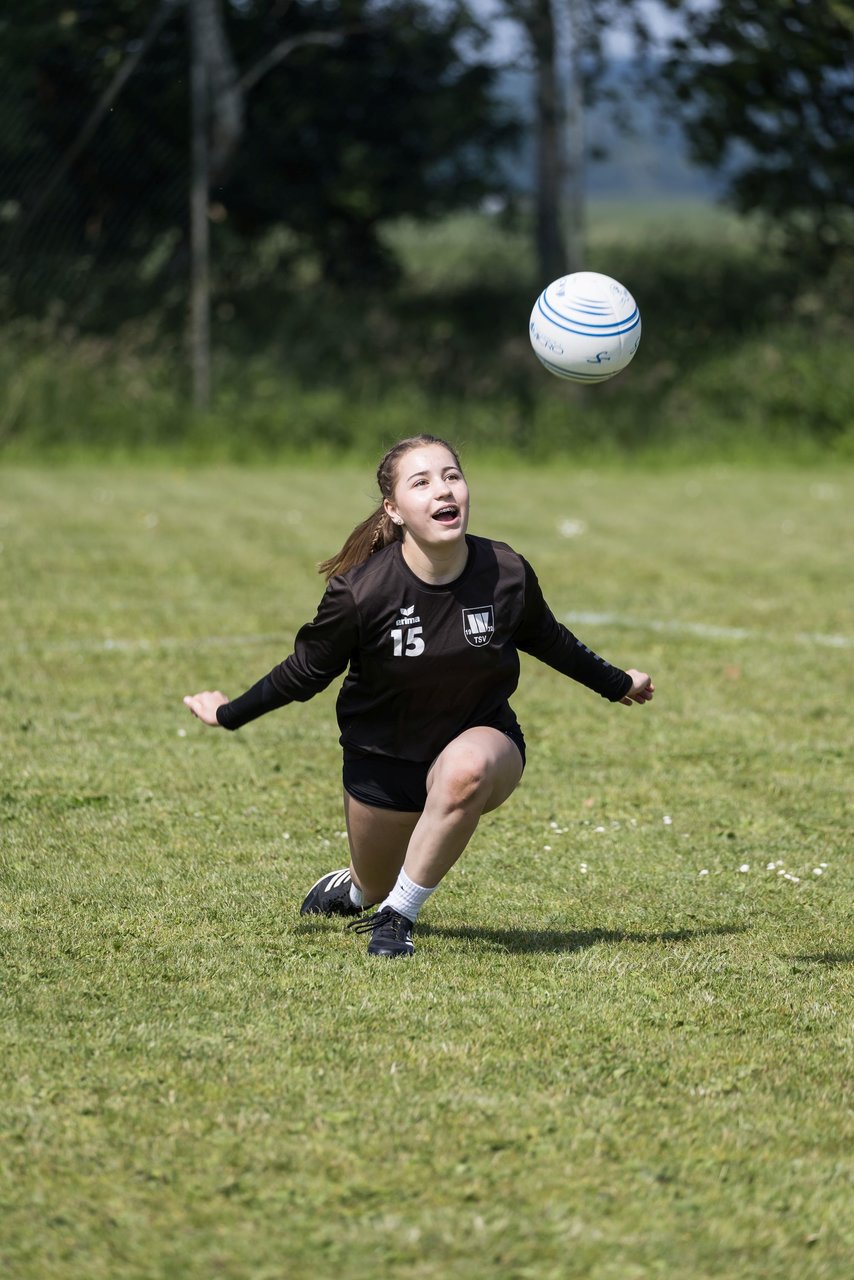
[184,435,654,958]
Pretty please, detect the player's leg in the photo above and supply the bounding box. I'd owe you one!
[299,795,419,916]
[344,794,420,905]
[300,749,427,917]
[351,727,523,957]
[406,726,523,886]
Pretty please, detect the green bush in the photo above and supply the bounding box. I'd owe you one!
[2,204,852,462]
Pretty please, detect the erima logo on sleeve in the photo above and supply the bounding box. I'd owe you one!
[462,606,495,646]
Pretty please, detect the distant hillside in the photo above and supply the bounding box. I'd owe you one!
[495,61,724,200]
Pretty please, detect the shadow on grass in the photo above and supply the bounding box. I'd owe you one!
[790,952,854,967]
[416,923,747,955]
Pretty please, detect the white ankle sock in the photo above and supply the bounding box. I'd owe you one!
[382,869,436,922]
[349,881,364,908]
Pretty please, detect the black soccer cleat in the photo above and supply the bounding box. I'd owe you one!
[299,868,363,917]
[348,906,415,958]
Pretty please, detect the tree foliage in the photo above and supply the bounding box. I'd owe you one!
[660,0,854,259]
[0,0,517,313]
[224,0,517,283]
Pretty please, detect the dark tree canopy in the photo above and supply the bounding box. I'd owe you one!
[661,0,854,258]
[0,0,517,312]
[224,0,517,282]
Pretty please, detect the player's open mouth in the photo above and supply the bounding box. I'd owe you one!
[432,505,460,524]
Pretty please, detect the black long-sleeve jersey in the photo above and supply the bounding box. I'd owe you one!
[216,535,633,762]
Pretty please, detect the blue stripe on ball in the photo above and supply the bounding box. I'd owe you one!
[538,294,640,338]
[535,353,618,381]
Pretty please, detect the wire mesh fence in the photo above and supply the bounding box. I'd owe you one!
[1,2,195,337]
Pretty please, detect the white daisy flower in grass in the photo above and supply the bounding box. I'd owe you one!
[738,864,750,873]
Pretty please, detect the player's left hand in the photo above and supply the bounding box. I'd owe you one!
[620,670,654,705]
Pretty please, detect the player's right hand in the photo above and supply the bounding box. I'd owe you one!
[183,691,229,726]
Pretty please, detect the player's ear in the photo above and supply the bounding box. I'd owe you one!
[383,498,399,524]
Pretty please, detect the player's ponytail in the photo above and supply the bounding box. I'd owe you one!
[318,434,461,580]
[318,506,399,579]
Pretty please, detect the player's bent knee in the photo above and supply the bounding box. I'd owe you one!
[431,751,491,810]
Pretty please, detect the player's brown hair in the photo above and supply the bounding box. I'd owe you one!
[318,434,462,580]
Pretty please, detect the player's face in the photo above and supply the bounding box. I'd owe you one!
[385,444,470,546]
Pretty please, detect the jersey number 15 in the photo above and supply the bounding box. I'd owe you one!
[391,627,425,657]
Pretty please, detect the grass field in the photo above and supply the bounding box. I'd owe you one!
[2,460,852,1279]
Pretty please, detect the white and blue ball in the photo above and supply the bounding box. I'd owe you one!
[529,271,641,383]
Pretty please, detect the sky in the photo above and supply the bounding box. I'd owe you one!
[469,0,689,64]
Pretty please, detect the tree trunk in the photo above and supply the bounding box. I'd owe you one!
[529,0,567,283]
[563,0,586,271]
[189,0,212,412]
[206,0,244,184]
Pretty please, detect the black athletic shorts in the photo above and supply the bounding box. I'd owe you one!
[342,724,526,812]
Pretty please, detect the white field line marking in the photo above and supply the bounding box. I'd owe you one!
[566,612,853,650]
[12,632,290,657]
[10,616,853,657]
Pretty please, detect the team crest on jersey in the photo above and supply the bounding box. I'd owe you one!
[462,605,495,647]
